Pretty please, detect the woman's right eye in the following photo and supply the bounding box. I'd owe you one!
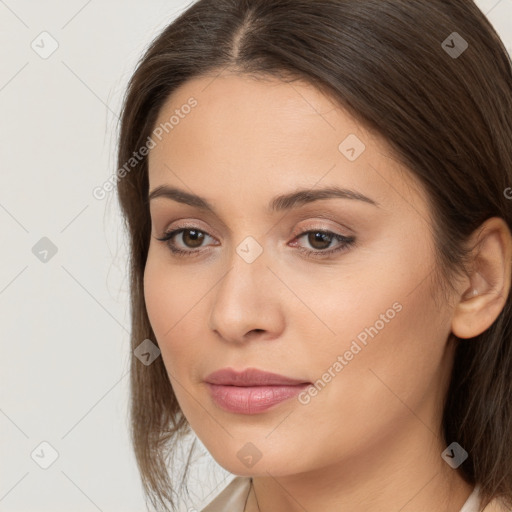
[156,227,216,257]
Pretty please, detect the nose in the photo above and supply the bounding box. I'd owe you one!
[208,242,285,344]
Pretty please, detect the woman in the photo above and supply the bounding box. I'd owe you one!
[116,1,512,510]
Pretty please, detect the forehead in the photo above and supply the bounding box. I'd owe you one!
[147,73,429,218]
[154,71,338,125]
[148,71,364,162]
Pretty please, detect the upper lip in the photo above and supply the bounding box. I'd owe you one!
[204,367,310,386]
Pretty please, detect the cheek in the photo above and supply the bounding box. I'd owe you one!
[284,280,451,470]
[300,233,449,403]
[307,273,450,426]
[143,252,207,374]
[143,256,172,337]
[144,249,195,331]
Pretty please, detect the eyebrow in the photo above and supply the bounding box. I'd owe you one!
[147,185,380,212]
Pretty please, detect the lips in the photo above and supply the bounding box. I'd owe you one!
[204,367,310,386]
[204,368,311,414]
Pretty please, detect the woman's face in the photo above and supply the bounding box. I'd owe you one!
[144,72,458,477]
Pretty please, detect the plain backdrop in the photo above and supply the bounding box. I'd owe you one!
[1,1,511,511]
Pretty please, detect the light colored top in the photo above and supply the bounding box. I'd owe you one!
[200,477,507,512]
[201,477,251,512]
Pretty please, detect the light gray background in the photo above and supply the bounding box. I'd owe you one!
[1,1,511,511]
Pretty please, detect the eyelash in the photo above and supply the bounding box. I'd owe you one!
[155,225,356,259]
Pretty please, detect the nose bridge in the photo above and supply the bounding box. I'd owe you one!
[217,234,268,309]
[208,233,280,340]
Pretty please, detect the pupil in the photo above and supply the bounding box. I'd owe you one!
[185,229,203,247]
[310,232,331,249]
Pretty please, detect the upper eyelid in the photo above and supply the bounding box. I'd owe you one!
[156,212,354,234]
[161,218,348,231]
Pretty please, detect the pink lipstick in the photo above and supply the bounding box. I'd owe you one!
[204,367,311,414]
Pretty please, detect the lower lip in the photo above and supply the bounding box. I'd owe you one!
[206,383,310,414]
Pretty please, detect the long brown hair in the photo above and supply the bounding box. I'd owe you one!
[115,1,512,510]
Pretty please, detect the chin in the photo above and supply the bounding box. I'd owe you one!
[207,444,305,478]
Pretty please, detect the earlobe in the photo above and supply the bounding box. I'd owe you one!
[451,217,512,340]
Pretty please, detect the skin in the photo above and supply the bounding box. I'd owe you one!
[144,72,512,512]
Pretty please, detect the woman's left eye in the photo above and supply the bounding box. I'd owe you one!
[156,227,356,259]
[291,230,356,258]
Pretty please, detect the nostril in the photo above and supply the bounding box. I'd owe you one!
[248,329,264,335]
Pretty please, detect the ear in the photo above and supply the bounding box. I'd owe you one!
[451,217,512,339]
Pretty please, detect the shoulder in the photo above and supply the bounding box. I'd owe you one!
[463,484,511,512]
[482,496,511,512]
[200,476,252,512]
